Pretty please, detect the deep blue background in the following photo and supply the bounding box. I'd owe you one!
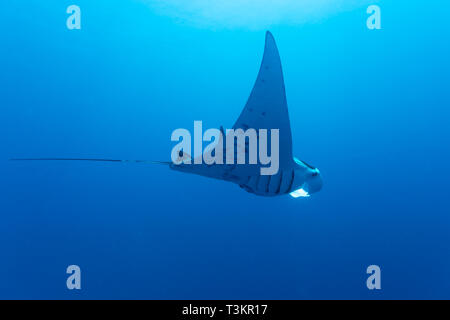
[0,0,449,299]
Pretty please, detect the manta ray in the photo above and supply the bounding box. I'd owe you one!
[12,31,323,198]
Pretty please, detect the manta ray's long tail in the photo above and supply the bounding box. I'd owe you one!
[10,158,171,165]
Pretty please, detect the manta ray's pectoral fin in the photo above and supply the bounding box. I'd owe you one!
[232,31,294,169]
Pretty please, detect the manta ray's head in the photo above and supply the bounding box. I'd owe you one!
[289,157,323,198]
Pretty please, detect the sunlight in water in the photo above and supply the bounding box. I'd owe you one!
[142,0,376,29]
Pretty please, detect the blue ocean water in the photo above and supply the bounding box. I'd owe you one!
[0,0,449,299]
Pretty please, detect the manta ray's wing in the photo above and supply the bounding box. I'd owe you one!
[233,31,294,168]
[172,32,295,183]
